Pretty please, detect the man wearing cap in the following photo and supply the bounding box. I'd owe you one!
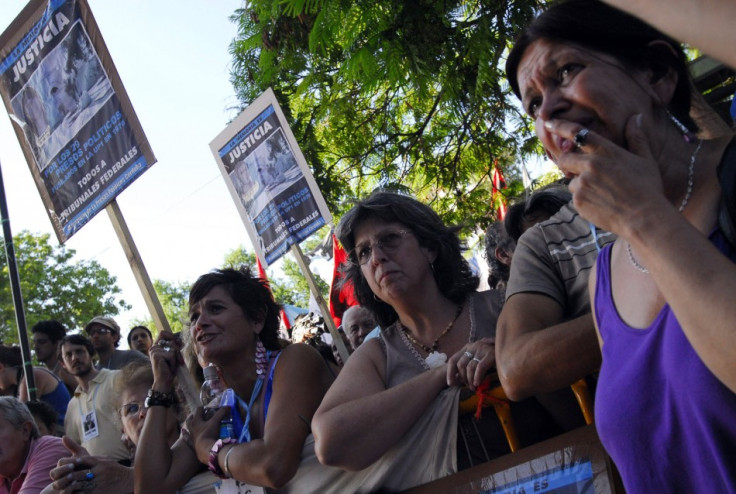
[84,316,148,370]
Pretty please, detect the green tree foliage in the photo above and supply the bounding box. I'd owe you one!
[222,246,258,270]
[221,244,329,308]
[275,256,329,308]
[0,231,130,343]
[229,0,545,231]
[132,280,192,336]
[134,240,332,337]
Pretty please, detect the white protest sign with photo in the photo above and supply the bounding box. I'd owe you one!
[210,88,331,267]
[0,0,155,242]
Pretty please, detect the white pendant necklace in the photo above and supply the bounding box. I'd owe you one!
[401,303,463,369]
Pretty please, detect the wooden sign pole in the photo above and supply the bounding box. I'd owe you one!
[289,243,350,363]
[106,199,171,334]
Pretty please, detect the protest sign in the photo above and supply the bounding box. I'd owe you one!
[210,88,332,267]
[0,0,155,242]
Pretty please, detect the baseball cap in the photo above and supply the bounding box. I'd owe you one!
[84,316,121,335]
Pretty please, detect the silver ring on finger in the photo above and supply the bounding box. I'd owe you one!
[472,357,482,362]
[463,351,474,359]
[574,128,590,148]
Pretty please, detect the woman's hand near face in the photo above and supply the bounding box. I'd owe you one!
[447,337,496,391]
[149,332,181,392]
[548,117,736,394]
[544,115,672,237]
[135,333,204,494]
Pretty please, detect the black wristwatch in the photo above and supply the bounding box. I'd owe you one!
[144,388,175,408]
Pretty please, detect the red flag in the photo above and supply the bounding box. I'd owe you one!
[491,162,508,221]
[329,233,358,327]
[256,257,292,330]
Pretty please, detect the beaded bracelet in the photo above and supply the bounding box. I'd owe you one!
[208,438,236,478]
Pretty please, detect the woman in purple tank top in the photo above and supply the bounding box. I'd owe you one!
[505,1,736,491]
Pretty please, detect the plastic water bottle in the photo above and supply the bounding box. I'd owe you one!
[200,364,225,406]
[218,389,241,439]
[200,365,243,440]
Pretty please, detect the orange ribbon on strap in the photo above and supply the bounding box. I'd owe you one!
[474,375,508,419]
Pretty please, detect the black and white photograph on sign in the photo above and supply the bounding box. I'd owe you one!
[10,20,113,172]
[229,128,301,220]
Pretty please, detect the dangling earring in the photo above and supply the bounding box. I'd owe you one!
[255,337,267,377]
[667,110,695,143]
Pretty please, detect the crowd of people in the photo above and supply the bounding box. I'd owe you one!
[1,0,735,492]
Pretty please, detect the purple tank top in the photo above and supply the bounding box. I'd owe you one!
[594,232,736,493]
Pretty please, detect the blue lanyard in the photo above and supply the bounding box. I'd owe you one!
[589,222,601,253]
[235,351,270,443]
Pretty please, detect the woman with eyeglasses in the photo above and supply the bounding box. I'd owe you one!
[45,361,215,494]
[311,191,559,491]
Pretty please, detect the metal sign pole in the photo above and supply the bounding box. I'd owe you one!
[0,160,36,400]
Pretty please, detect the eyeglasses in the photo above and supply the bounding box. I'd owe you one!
[354,230,411,265]
[87,327,112,336]
[120,402,143,417]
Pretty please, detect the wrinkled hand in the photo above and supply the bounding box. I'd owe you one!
[150,332,183,391]
[545,115,672,237]
[187,406,231,464]
[48,437,133,494]
[447,337,496,391]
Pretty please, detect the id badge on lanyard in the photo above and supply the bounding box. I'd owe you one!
[79,382,101,442]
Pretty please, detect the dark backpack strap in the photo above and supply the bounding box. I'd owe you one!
[717,138,736,249]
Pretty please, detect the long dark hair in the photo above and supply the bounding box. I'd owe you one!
[506,0,697,132]
[189,266,282,351]
[336,191,479,327]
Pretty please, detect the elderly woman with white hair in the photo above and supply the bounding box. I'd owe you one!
[0,396,67,494]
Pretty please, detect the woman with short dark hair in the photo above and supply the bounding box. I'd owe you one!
[507,1,736,491]
[135,266,336,493]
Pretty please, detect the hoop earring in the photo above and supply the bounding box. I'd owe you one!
[373,293,381,302]
[667,110,695,143]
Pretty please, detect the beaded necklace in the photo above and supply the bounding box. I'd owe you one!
[400,302,463,354]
